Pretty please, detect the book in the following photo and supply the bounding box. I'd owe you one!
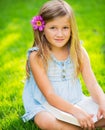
[43,97,100,126]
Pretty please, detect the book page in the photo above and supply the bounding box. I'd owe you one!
[43,97,100,126]
[43,102,80,126]
[76,97,99,122]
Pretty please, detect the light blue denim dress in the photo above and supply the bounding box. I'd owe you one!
[22,47,84,122]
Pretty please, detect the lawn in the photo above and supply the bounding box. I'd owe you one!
[0,0,105,129]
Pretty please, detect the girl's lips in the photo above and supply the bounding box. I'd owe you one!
[55,39,64,42]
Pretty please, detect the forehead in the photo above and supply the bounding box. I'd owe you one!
[46,16,70,26]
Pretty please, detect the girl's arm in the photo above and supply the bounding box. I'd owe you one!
[81,47,105,104]
[81,47,105,119]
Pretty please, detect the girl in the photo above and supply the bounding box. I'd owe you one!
[22,0,105,129]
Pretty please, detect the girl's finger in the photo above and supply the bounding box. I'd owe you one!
[97,110,102,120]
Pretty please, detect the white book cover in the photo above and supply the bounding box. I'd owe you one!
[43,97,100,126]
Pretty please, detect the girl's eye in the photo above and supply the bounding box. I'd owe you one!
[63,26,69,29]
[50,27,56,29]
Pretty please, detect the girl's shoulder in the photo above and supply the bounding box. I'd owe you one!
[28,47,44,69]
[81,46,90,61]
[27,47,39,57]
[81,46,91,71]
[27,46,40,64]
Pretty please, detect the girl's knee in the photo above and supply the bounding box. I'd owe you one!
[34,111,56,129]
[34,111,82,130]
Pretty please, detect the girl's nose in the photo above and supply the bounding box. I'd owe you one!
[56,29,63,37]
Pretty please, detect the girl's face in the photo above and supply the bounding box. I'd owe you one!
[44,16,71,51]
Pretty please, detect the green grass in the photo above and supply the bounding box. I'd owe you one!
[0,0,105,129]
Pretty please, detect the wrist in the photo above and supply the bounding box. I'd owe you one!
[69,105,79,115]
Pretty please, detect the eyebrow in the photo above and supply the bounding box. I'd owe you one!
[48,23,70,26]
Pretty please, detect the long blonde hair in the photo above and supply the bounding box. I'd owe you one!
[32,0,82,76]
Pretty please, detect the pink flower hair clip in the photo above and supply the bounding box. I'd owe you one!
[31,15,45,31]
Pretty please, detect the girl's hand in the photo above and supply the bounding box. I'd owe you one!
[97,103,105,120]
[72,106,95,129]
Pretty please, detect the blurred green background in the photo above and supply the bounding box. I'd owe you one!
[0,0,105,129]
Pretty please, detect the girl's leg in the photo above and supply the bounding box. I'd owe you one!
[95,118,105,128]
[34,111,82,130]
